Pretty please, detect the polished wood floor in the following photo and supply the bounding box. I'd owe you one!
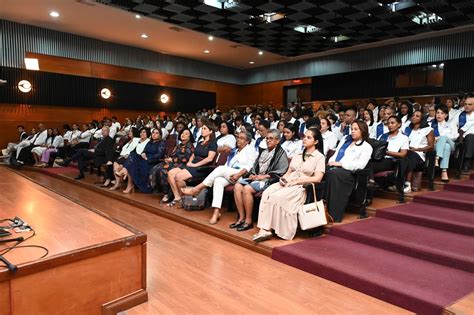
[10,167,412,314]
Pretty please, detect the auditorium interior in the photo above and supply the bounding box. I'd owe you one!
[1,0,474,314]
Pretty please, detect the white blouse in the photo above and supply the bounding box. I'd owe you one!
[408,127,433,161]
[135,139,150,155]
[120,137,140,156]
[217,134,236,149]
[322,130,337,155]
[434,120,458,140]
[281,139,303,159]
[378,130,409,159]
[329,136,373,171]
[52,135,64,148]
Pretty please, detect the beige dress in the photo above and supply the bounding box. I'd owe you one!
[257,150,326,240]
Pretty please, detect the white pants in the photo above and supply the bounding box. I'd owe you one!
[202,166,241,209]
[15,141,32,159]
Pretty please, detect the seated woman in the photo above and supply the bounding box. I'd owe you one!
[31,128,53,166]
[119,128,166,193]
[320,118,337,156]
[215,121,236,157]
[233,129,289,229]
[369,115,409,192]
[280,123,303,159]
[150,128,194,203]
[432,104,458,182]
[109,127,140,190]
[167,118,217,206]
[404,110,434,192]
[326,120,373,222]
[181,131,256,226]
[252,128,325,242]
[37,128,64,167]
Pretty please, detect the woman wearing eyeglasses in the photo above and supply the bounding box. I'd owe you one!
[233,129,289,230]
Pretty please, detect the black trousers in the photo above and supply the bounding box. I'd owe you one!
[71,149,95,175]
[406,151,425,172]
[370,158,396,178]
[325,167,356,222]
[463,134,474,169]
[17,144,36,165]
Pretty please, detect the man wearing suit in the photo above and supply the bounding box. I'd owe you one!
[59,126,115,180]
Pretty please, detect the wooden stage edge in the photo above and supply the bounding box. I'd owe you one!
[13,166,277,257]
[0,166,148,314]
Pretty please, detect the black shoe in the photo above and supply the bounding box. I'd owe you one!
[367,180,379,190]
[74,173,85,180]
[229,221,244,229]
[58,159,71,167]
[237,222,254,232]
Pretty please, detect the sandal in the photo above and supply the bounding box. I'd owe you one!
[167,199,182,207]
[160,195,170,204]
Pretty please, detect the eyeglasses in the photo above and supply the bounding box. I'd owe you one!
[265,137,276,141]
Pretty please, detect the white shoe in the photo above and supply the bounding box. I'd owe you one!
[387,185,397,192]
[404,182,412,193]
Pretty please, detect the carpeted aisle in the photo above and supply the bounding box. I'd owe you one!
[272,179,474,314]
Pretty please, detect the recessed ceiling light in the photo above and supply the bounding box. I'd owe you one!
[249,61,255,64]
[135,14,141,19]
[204,50,210,54]
[141,34,148,39]
[440,63,444,68]
[24,58,40,71]
[208,35,214,41]
[49,11,59,18]
[432,64,437,68]
[258,51,263,55]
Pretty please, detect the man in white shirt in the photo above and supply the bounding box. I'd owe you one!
[1,125,28,157]
[111,116,121,135]
[15,123,47,165]
[335,108,356,141]
[181,131,257,223]
[457,97,474,172]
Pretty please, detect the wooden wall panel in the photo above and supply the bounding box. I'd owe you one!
[0,281,10,315]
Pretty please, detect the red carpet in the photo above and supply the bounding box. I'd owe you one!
[273,179,474,314]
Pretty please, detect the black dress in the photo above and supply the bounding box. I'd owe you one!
[183,139,217,178]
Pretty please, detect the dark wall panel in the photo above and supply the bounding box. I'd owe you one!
[0,67,216,112]
[311,58,473,100]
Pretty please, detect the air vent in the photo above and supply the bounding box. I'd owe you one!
[169,26,184,32]
[76,0,96,6]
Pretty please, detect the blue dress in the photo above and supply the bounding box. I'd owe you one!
[125,140,166,193]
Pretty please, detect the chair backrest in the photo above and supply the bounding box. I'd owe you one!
[215,151,230,166]
[326,150,335,163]
[165,136,177,157]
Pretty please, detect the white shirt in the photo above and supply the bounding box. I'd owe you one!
[270,121,278,130]
[94,128,103,140]
[109,126,117,139]
[288,117,296,124]
[227,144,257,172]
[217,134,236,149]
[165,121,174,131]
[448,108,461,124]
[281,139,303,159]
[322,130,338,155]
[408,127,432,161]
[434,120,458,140]
[135,139,150,155]
[378,130,409,159]
[161,127,169,140]
[458,111,474,136]
[63,130,73,142]
[52,135,64,148]
[329,136,373,171]
[79,129,94,143]
[111,122,121,133]
[120,138,140,156]
[70,130,81,141]
[370,122,388,139]
[335,124,352,141]
[33,130,48,146]
[251,137,267,152]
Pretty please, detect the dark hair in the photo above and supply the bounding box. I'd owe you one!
[320,118,332,132]
[352,120,369,142]
[234,115,243,123]
[302,128,324,160]
[301,109,314,118]
[219,121,234,135]
[62,124,71,131]
[17,125,25,129]
[305,117,320,129]
[398,101,414,120]
[364,109,374,127]
[282,122,299,141]
[410,110,429,129]
[259,119,271,130]
[327,113,338,124]
[151,127,162,141]
[130,127,140,138]
[435,104,449,121]
[388,114,402,125]
[200,117,216,142]
[139,127,151,138]
[179,128,194,144]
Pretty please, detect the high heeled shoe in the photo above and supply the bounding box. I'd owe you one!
[167,199,182,207]
[102,179,111,187]
[122,186,134,194]
[109,183,121,191]
[209,211,221,225]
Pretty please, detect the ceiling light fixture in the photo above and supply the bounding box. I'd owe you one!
[24,58,40,71]
[440,63,444,68]
[141,34,148,39]
[208,35,214,41]
[160,94,170,104]
[135,14,141,19]
[294,25,321,34]
[249,61,255,64]
[18,80,32,93]
[49,11,60,18]
[100,88,111,99]
[204,0,239,10]
[258,51,263,55]
[204,50,210,54]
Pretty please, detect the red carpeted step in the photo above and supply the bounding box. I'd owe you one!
[377,203,474,236]
[444,180,474,194]
[272,236,474,315]
[328,218,474,272]
[414,190,474,212]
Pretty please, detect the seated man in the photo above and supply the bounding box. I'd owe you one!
[15,124,48,165]
[59,126,115,180]
[182,131,257,227]
[1,125,28,157]
[457,96,474,173]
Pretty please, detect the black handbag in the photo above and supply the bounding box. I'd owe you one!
[367,138,388,161]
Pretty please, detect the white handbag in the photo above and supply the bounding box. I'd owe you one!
[298,183,327,230]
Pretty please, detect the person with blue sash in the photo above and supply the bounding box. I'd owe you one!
[370,107,394,139]
[456,96,474,173]
[432,105,458,182]
[335,108,357,141]
[368,115,409,195]
[325,120,373,222]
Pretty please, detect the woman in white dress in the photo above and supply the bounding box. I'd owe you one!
[320,118,338,156]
